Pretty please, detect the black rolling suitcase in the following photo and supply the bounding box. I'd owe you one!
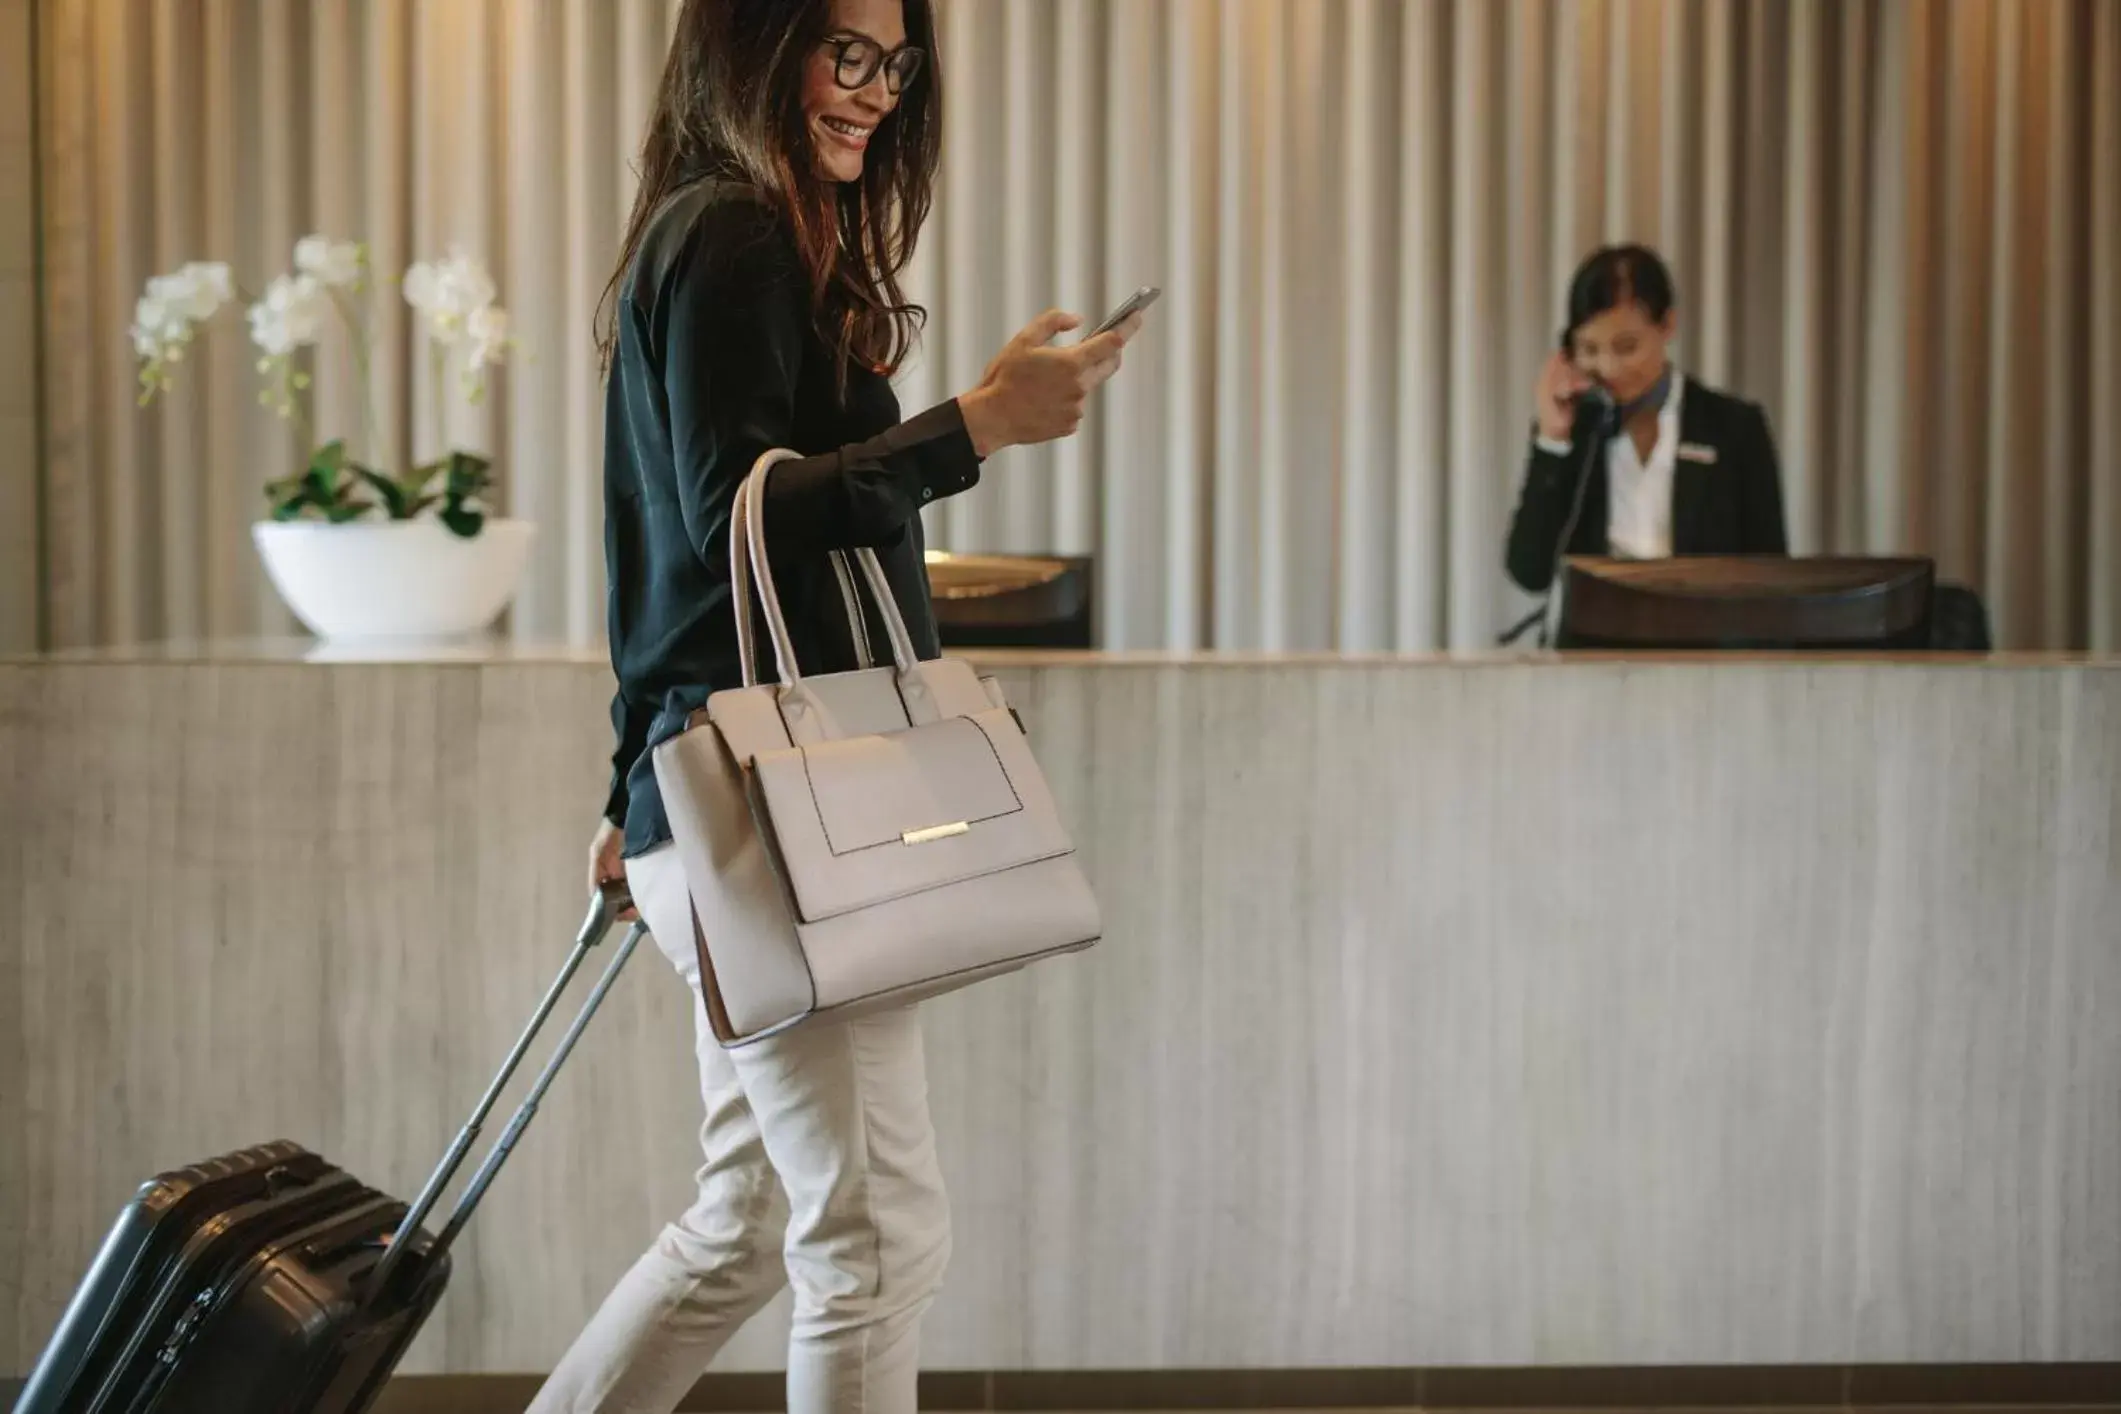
[14,883,645,1414]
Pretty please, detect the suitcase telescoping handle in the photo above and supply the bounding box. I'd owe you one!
[367,879,646,1302]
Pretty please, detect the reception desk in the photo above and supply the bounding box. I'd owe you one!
[2,644,2118,1385]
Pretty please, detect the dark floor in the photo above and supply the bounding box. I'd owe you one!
[357,1366,2121,1414]
[11,1366,2120,1413]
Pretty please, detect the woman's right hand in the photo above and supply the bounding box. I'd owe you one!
[958,309,1141,459]
[1535,349,1594,443]
[587,817,638,922]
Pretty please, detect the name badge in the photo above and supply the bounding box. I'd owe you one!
[1677,442,1719,464]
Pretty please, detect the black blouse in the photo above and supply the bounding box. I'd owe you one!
[601,178,982,858]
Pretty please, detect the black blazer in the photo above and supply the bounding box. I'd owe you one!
[1504,376,1790,593]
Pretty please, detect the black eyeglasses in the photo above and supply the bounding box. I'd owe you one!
[823,34,925,94]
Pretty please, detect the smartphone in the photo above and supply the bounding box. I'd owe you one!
[1087,285,1161,339]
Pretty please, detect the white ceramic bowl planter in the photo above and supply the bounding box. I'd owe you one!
[252,517,535,642]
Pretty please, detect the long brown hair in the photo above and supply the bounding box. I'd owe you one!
[597,0,942,389]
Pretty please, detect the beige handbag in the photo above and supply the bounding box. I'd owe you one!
[650,449,1102,1045]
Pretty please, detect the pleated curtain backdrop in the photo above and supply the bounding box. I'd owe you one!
[32,0,2121,652]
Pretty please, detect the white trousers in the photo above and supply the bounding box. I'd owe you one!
[527,844,951,1414]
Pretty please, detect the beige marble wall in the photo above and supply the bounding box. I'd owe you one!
[0,0,37,653]
[3,655,2118,1376]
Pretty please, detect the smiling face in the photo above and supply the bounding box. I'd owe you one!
[1568,299,1677,409]
[802,0,915,184]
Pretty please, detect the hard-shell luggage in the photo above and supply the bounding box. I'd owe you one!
[14,883,644,1414]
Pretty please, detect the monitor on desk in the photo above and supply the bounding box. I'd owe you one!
[1555,556,1936,650]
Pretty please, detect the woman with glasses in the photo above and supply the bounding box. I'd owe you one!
[534,2,1143,1411]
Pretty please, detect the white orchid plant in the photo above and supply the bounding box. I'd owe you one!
[132,237,512,539]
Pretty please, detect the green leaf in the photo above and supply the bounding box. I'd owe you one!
[304,440,349,503]
[399,461,446,509]
[353,466,411,519]
[265,463,324,520]
[430,452,494,540]
[439,502,485,539]
[444,450,493,501]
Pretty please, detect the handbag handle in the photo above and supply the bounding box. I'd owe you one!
[745,455,920,679]
[829,552,876,670]
[728,460,873,678]
[731,448,919,688]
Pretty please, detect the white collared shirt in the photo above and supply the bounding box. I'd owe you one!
[1537,372,1688,560]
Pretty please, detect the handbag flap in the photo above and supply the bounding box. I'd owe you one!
[748,707,1074,923]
